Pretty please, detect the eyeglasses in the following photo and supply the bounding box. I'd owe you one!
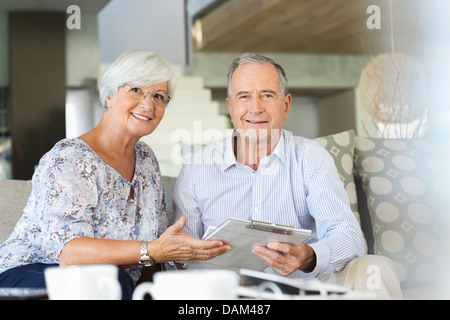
[120,85,171,107]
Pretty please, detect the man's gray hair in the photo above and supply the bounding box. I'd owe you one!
[99,50,179,113]
[226,53,289,98]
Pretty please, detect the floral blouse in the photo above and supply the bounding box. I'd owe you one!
[0,138,168,282]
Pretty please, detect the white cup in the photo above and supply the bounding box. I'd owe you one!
[44,265,122,300]
[132,269,239,300]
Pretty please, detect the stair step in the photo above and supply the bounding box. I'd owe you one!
[175,76,204,90]
[165,101,221,116]
[155,115,229,132]
[171,89,211,103]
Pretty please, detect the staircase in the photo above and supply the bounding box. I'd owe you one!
[140,73,230,177]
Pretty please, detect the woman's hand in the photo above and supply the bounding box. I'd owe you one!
[148,216,231,263]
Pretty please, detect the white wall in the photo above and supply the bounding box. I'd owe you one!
[66,13,100,87]
[317,90,355,137]
[283,97,319,139]
[98,0,187,65]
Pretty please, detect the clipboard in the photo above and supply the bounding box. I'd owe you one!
[180,218,313,272]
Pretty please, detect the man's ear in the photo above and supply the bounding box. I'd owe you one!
[226,97,235,126]
[283,93,292,121]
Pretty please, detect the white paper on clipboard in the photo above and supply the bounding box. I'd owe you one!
[180,218,313,272]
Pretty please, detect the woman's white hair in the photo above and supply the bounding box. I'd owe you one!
[99,50,179,113]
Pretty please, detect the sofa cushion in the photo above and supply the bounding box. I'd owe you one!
[0,176,177,243]
[161,175,177,224]
[354,137,443,288]
[0,176,177,244]
[0,180,32,243]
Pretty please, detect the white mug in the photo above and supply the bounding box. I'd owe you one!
[132,269,239,300]
[44,265,122,300]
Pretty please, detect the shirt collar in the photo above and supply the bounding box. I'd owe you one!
[222,133,237,171]
[222,129,287,171]
[272,129,287,165]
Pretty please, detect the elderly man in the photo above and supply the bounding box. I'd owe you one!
[174,53,402,299]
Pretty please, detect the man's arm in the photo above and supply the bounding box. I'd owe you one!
[253,142,364,277]
[303,143,365,274]
[172,164,204,239]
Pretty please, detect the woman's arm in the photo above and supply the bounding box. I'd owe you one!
[59,238,141,267]
[59,216,230,267]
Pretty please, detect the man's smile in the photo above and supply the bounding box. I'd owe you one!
[245,119,268,124]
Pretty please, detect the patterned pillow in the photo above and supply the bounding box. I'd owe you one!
[354,137,443,288]
[314,130,360,229]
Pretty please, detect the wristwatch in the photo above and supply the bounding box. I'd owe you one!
[139,241,154,267]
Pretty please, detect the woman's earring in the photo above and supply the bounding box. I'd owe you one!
[105,97,113,110]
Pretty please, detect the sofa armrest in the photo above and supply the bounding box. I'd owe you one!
[0,180,32,243]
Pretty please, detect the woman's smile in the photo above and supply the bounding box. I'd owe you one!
[131,112,152,121]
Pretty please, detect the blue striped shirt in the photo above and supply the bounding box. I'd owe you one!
[173,129,364,278]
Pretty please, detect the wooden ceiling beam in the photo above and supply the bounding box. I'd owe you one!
[193,0,287,50]
[192,0,423,55]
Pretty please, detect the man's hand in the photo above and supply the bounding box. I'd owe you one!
[252,243,316,276]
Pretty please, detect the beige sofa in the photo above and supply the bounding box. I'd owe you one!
[0,130,444,299]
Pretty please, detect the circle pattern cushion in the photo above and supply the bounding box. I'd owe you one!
[354,137,443,288]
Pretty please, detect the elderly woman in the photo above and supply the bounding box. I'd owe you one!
[0,51,229,299]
